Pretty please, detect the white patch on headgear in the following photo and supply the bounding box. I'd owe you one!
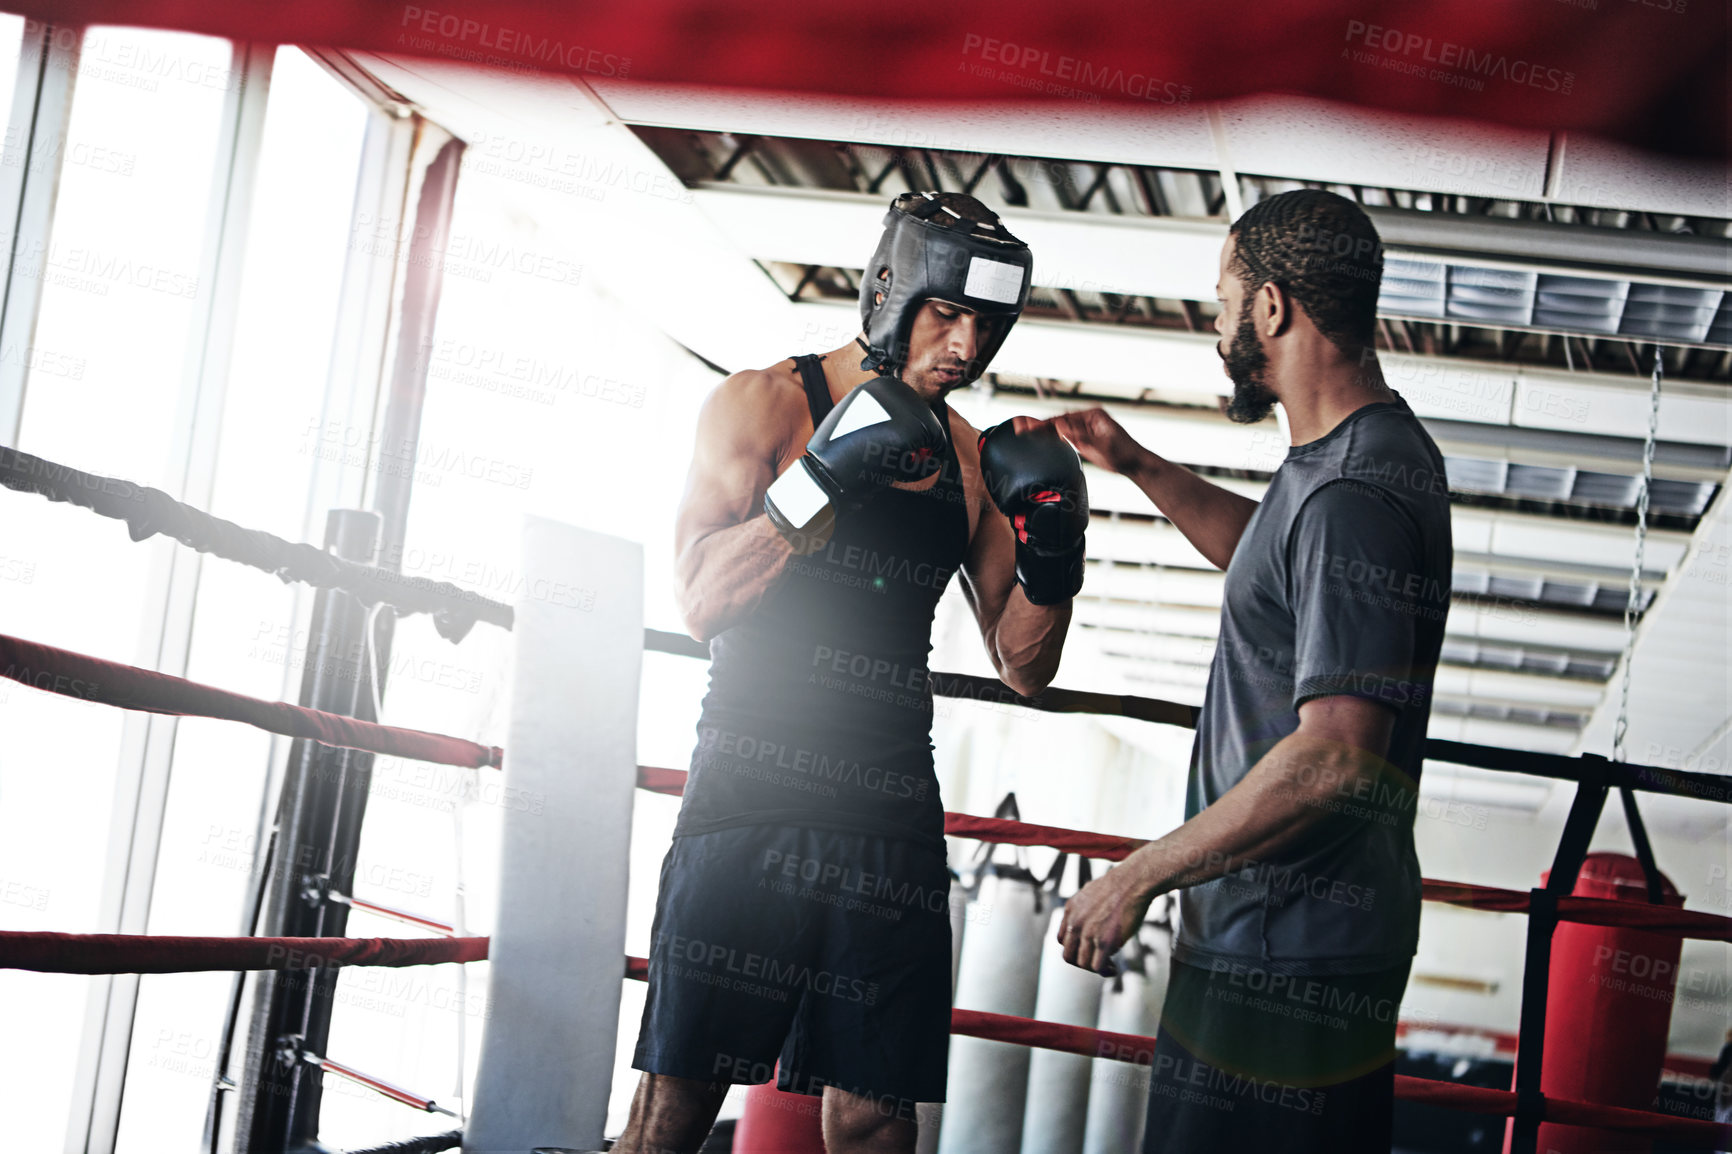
[964,256,1025,305]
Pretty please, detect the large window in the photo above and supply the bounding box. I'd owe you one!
[0,32,375,1151]
[115,47,370,1152]
[0,25,234,1146]
[0,13,24,128]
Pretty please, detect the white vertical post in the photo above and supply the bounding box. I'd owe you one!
[466,518,642,1154]
[939,870,1052,1154]
[1021,931,1106,1154]
[1081,929,1171,1154]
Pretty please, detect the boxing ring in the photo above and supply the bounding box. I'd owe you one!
[2,440,1730,1154]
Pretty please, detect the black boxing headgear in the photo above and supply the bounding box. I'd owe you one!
[858,191,1033,382]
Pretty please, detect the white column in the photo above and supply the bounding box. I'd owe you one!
[466,518,642,1154]
[1021,930,1106,1154]
[938,869,1052,1154]
[1081,927,1171,1154]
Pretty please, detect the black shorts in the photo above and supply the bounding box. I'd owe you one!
[1142,958,1411,1154]
[632,824,953,1110]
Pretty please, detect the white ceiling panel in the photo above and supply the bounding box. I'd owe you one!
[1512,373,1731,448]
[1085,518,1211,569]
[589,82,1222,169]
[1387,356,1516,425]
[1219,94,1552,202]
[1550,133,1732,221]
[1074,600,1222,637]
[1445,604,1633,653]
[1083,564,1225,607]
[697,184,1229,301]
[1089,631,1216,667]
[1482,514,1690,572]
[1436,667,1605,711]
[1451,716,1580,755]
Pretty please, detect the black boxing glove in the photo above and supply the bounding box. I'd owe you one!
[978,421,1089,605]
[765,375,946,544]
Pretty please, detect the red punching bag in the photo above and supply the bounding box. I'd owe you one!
[733,1077,827,1153]
[1504,853,1685,1154]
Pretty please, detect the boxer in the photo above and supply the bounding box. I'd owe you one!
[615,191,1088,1154]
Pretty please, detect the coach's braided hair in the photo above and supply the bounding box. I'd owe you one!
[1229,189,1383,355]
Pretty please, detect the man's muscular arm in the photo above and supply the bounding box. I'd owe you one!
[1056,695,1396,974]
[953,412,1071,697]
[674,370,803,643]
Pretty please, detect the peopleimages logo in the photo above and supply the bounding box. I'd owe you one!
[960,34,1192,104]
[398,6,630,77]
[1342,21,1574,94]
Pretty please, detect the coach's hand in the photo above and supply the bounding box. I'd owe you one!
[1058,865,1153,976]
[1049,407,1151,478]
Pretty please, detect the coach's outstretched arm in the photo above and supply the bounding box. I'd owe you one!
[1054,408,1259,571]
[673,370,800,643]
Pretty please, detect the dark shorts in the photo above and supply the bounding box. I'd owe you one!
[632,824,953,1110]
[1142,958,1412,1154]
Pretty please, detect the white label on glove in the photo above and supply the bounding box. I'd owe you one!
[965,256,1025,304]
[829,387,893,440]
[766,461,830,528]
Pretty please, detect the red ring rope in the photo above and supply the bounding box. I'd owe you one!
[0,632,501,768]
[637,766,1732,941]
[0,930,486,973]
[613,958,1732,1146]
[0,938,1721,1143]
[1423,879,1732,941]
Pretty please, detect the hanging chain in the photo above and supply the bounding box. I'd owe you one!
[1612,346,1663,763]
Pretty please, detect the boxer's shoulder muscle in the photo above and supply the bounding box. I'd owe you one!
[701,358,811,469]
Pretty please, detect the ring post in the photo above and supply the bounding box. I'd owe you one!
[1507,767,1609,1154]
[466,519,642,1153]
[237,508,382,1154]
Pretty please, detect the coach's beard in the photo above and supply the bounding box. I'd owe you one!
[1221,309,1278,425]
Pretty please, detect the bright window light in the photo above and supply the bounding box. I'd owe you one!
[114,46,370,1153]
[0,25,230,1151]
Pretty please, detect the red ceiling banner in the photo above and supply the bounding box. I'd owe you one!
[18,1,1727,158]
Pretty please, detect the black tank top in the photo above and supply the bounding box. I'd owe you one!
[672,355,971,851]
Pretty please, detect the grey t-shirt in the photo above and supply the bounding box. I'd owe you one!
[1173,393,1453,976]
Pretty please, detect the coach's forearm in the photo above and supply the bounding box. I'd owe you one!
[1113,732,1382,898]
[1126,450,1259,571]
[675,516,794,642]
